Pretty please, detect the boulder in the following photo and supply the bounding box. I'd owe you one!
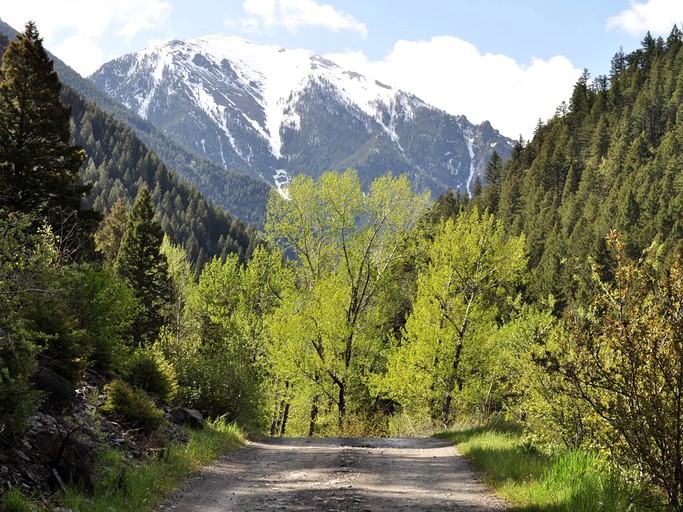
[168,407,205,429]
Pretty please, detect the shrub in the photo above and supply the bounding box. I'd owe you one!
[175,349,264,427]
[102,379,165,433]
[125,347,178,402]
[0,333,40,438]
[61,264,137,375]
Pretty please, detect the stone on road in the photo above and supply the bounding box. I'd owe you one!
[161,437,508,511]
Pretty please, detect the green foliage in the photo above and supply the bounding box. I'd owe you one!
[550,235,683,509]
[172,247,290,428]
[115,186,172,344]
[265,170,430,434]
[125,346,178,402]
[0,489,34,512]
[94,198,128,264]
[56,419,244,512]
[27,294,89,388]
[380,208,527,425]
[60,263,136,374]
[102,379,165,433]
[175,350,255,422]
[0,212,49,436]
[0,22,98,260]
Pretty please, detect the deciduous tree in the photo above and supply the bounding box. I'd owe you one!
[381,208,526,425]
[557,234,683,510]
[265,170,430,432]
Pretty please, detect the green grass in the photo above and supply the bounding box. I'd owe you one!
[0,490,34,512]
[438,422,650,512]
[54,419,245,512]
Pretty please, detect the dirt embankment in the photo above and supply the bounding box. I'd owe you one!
[161,437,509,511]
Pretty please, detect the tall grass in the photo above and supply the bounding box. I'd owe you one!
[0,490,33,512]
[54,419,245,512]
[439,422,653,511]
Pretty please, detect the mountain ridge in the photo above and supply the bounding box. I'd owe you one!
[90,33,513,197]
[0,19,271,226]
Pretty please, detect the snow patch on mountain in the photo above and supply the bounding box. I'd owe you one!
[98,34,409,159]
[273,169,290,198]
[464,127,476,196]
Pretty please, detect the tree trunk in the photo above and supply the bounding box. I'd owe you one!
[308,395,319,437]
[280,402,290,437]
[442,340,464,423]
[338,382,346,417]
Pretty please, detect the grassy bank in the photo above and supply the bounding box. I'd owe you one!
[439,423,652,512]
[4,419,245,512]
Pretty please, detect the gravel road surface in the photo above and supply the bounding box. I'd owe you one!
[161,437,509,511]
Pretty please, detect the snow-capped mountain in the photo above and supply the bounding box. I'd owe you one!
[90,34,512,196]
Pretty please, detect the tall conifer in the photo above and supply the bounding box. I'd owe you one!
[0,22,97,257]
[115,187,171,344]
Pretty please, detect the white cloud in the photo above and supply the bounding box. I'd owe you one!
[1,0,171,76]
[240,0,367,36]
[607,0,683,36]
[53,35,104,75]
[326,36,582,140]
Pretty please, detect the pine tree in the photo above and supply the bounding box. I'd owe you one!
[0,22,98,258]
[95,198,129,264]
[482,151,504,212]
[115,186,171,344]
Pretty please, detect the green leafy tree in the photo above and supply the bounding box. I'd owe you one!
[115,186,171,344]
[265,170,430,433]
[381,208,526,425]
[171,247,291,428]
[60,263,137,373]
[0,22,97,258]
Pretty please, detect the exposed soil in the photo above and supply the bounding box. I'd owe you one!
[161,437,509,511]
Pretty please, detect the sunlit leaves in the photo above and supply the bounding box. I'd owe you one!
[381,208,527,425]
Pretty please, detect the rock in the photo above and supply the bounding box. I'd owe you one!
[52,468,67,492]
[33,367,75,413]
[14,450,30,462]
[26,413,60,462]
[168,407,205,429]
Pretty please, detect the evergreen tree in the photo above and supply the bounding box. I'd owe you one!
[95,198,129,264]
[482,151,504,212]
[0,22,97,258]
[115,186,171,344]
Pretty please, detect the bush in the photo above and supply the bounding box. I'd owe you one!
[102,379,165,433]
[0,331,40,438]
[61,264,137,374]
[125,347,178,402]
[175,349,264,427]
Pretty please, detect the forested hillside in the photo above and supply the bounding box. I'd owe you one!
[473,27,683,312]
[0,18,272,227]
[455,26,683,509]
[67,88,259,268]
[0,33,260,268]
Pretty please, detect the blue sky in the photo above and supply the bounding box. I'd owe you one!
[2,0,682,139]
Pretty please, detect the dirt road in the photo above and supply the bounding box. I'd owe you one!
[161,437,508,511]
